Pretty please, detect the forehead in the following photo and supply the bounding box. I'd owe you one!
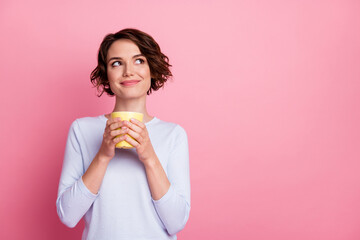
[107,39,141,59]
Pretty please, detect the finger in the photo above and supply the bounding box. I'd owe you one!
[125,128,142,142]
[109,120,125,131]
[106,117,120,126]
[112,134,125,144]
[123,120,142,133]
[130,118,146,129]
[123,134,140,148]
[110,127,128,138]
[106,120,111,128]
[104,119,116,134]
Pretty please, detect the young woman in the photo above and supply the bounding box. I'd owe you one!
[56,28,190,240]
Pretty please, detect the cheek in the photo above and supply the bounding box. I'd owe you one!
[139,67,151,82]
[140,66,151,78]
[107,68,118,81]
[106,70,118,90]
[145,70,152,87]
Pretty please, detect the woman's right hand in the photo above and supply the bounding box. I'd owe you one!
[97,117,127,161]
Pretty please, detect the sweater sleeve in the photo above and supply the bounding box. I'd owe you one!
[152,125,191,235]
[56,120,98,228]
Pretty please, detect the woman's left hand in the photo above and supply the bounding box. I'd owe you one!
[120,118,156,165]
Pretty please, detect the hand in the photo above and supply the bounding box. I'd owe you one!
[122,118,157,165]
[97,117,127,161]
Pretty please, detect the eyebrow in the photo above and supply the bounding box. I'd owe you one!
[108,54,145,63]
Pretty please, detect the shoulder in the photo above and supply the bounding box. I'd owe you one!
[154,119,189,155]
[151,117,188,140]
[69,115,105,132]
[76,115,104,124]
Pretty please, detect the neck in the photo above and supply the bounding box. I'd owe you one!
[108,96,153,123]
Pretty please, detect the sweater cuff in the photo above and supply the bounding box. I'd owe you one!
[152,184,175,206]
[78,177,99,199]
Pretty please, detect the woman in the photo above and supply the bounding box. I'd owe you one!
[56,28,190,240]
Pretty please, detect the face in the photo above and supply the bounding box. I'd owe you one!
[106,39,151,100]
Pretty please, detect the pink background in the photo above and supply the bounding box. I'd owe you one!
[1,0,359,239]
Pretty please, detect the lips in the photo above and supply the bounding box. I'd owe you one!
[120,80,140,86]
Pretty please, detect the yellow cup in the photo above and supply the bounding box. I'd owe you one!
[111,111,144,149]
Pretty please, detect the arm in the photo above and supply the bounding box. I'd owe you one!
[123,120,191,235]
[150,126,191,235]
[56,118,126,227]
[143,158,170,200]
[56,120,97,228]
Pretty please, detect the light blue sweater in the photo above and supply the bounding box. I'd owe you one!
[56,115,190,240]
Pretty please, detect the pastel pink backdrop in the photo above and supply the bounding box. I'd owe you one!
[0,0,359,239]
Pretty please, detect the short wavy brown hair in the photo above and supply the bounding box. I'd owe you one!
[90,28,172,97]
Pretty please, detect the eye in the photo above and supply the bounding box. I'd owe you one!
[111,61,121,67]
[135,58,145,64]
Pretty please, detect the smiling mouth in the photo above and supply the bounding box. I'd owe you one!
[120,80,140,86]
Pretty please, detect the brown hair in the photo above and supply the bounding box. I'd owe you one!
[90,28,172,97]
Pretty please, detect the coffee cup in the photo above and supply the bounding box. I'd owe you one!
[111,111,144,149]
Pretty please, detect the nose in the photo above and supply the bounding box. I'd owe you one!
[123,63,134,77]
